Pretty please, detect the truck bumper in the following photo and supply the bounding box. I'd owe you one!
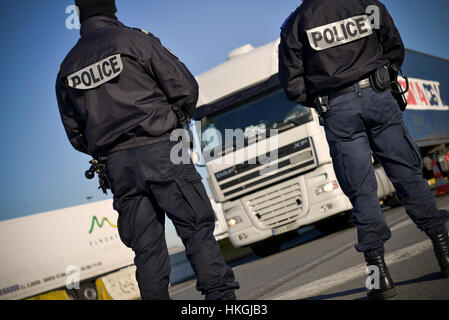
[229,192,352,248]
[228,163,353,248]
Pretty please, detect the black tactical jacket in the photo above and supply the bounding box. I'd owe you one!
[279,0,405,106]
[56,16,199,157]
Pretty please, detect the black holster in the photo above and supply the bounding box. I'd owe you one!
[369,66,391,93]
[389,65,409,112]
[85,157,111,195]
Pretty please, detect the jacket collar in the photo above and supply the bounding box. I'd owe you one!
[80,15,124,36]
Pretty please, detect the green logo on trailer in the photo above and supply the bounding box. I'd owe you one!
[89,216,118,234]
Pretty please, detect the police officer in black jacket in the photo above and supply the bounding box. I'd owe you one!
[56,0,239,300]
[279,0,449,299]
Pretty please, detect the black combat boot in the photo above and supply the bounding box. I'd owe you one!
[429,232,449,277]
[365,255,397,300]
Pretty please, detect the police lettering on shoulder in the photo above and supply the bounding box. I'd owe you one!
[56,0,239,300]
[67,54,123,89]
[279,0,449,300]
[307,15,373,51]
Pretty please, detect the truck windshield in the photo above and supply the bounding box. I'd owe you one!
[200,89,313,151]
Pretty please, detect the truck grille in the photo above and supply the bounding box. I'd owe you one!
[245,182,304,228]
[216,138,316,198]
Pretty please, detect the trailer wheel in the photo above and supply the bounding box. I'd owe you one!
[250,240,281,258]
[384,193,402,209]
[65,289,78,300]
[78,282,98,300]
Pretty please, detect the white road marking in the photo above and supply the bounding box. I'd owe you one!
[390,219,413,231]
[170,202,448,298]
[170,282,197,296]
[270,239,433,300]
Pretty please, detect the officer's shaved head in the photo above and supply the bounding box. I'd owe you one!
[75,0,117,22]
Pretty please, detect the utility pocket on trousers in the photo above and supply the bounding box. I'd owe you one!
[183,164,214,209]
[329,142,355,196]
[174,165,215,226]
[112,200,134,248]
[401,122,423,170]
[181,163,203,182]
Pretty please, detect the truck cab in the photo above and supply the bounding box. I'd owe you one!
[191,40,396,256]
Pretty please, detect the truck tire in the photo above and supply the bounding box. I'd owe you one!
[65,289,78,300]
[250,240,281,258]
[315,211,353,234]
[77,282,98,300]
[384,193,402,209]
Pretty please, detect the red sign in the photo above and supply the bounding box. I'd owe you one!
[398,77,448,110]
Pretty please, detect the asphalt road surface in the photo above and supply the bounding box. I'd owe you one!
[169,194,449,300]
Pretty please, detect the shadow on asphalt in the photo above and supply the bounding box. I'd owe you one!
[228,224,355,269]
[170,221,357,288]
[228,229,325,269]
[301,272,444,300]
[229,195,448,272]
[303,287,367,300]
[170,228,336,286]
[396,271,445,286]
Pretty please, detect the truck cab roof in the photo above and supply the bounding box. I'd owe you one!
[195,39,281,108]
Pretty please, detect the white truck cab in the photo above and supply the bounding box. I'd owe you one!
[192,39,394,256]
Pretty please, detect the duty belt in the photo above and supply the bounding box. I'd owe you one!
[326,78,371,100]
[314,78,371,117]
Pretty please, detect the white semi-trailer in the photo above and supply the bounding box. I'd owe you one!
[0,198,229,300]
[0,200,134,300]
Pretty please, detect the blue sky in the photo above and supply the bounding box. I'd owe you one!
[0,0,448,225]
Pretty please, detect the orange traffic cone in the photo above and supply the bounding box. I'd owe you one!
[432,159,449,196]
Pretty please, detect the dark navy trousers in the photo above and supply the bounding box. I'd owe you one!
[106,140,239,300]
[323,84,449,257]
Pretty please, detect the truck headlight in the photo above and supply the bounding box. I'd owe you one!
[315,181,339,195]
[227,216,243,228]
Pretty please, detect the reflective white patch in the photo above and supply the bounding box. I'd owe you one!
[136,28,179,60]
[67,54,123,90]
[306,15,373,51]
[139,28,150,35]
[164,46,179,60]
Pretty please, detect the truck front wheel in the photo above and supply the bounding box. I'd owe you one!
[315,211,353,234]
[250,239,281,258]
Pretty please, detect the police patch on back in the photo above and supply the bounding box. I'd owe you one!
[306,15,373,51]
[67,54,123,90]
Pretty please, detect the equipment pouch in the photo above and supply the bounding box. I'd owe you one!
[369,66,391,93]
